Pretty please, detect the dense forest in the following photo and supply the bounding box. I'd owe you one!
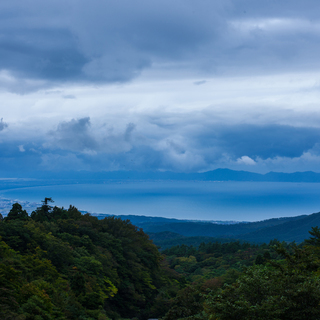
[1,200,320,319]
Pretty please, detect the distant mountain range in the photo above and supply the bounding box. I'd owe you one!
[94,211,320,246]
[84,168,320,182]
[6,168,320,182]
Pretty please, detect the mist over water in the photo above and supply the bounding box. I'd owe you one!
[1,181,320,221]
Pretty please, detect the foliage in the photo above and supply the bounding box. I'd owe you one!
[200,237,320,320]
[2,200,320,320]
[159,236,320,320]
[157,239,280,319]
[5,203,29,221]
[0,200,171,320]
[162,240,277,282]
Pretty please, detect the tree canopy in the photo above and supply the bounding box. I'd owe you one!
[2,200,320,320]
[0,200,175,320]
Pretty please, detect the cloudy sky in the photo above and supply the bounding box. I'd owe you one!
[1,0,320,176]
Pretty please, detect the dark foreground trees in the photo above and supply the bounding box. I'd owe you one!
[0,200,178,320]
[204,263,320,320]
[170,229,320,320]
[2,200,320,320]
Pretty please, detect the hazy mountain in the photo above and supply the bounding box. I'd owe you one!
[239,211,320,243]
[95,212,318,244]
[8,168,320,183]
[139,215,308,238]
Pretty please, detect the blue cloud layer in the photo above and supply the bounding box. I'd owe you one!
[197,124,320,159]
[1,116,320,175]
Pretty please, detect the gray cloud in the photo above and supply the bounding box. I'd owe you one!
[194,80,207,86]
[37,116,320,172]
[47,117,98,152]
[0,27,87,80]
[1,0,320,91]
[124,123,136,142]
[46,118,137,155]
[195,124,320,160]
[63,95,76,99]
[2,111,320,174]
[0,118,8,131]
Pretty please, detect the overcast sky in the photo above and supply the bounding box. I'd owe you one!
[1,0,320,175]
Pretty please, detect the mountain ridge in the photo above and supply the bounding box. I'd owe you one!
[4,168,320,182]
[94,211,317,244]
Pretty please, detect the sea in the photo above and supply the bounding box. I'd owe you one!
[1,180,320,221]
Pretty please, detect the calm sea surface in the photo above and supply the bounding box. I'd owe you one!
[1,181,320,221]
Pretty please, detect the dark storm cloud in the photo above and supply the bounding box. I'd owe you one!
[141,113,320,170]
[196,124,320,160]
[0,29,87,80]
[2,0,320,91]
[44,119,320,172]
[0,119,8,131]
[2,114,320,173]
[0,0,214,88]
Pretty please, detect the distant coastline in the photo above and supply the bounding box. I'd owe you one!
[3,168,320,183]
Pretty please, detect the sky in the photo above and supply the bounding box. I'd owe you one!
[1,0,320,176]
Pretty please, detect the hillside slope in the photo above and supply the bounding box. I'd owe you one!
[240,211,320,243]
[142,215,307,239]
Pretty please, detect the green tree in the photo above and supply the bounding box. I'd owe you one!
[204,240,320,320]
[30,198,56,223]
[5,203,29,221]
[305,226,320,246]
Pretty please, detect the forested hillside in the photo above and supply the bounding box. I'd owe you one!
[2,200,320,319]
[0,200,182,320]
[159,229,320,320]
